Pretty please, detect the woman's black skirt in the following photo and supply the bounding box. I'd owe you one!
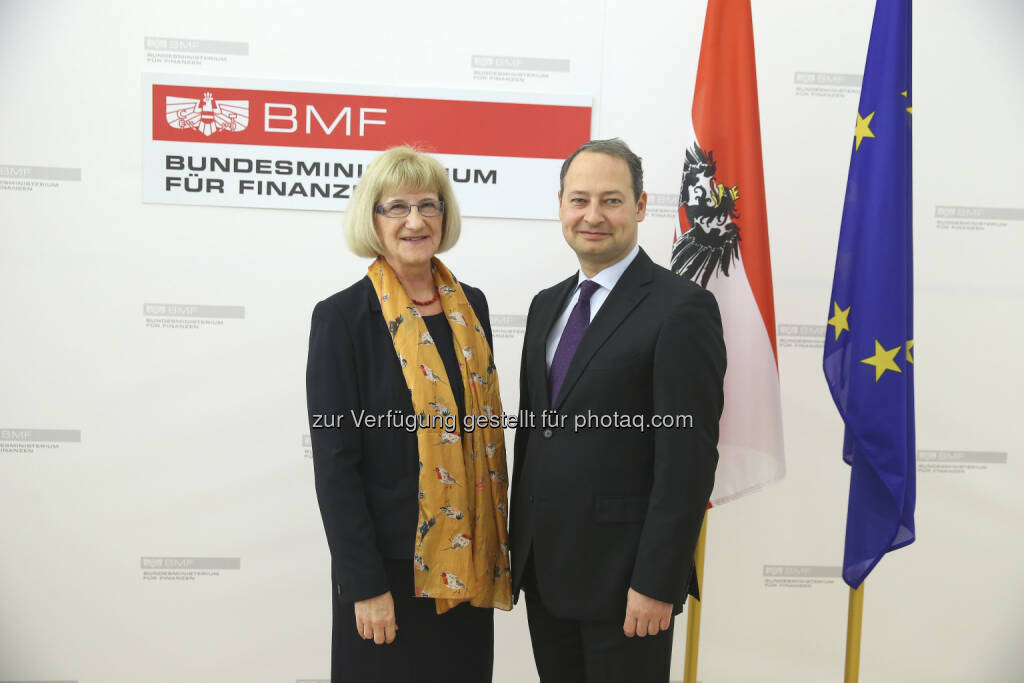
[331,559,494,682]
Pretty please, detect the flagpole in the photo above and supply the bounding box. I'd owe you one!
[844,581,865,682]
[682,512,708,683]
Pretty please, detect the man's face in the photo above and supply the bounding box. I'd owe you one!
[559,151,646,276]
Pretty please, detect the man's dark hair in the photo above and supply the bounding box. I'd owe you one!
[559,138,644,202]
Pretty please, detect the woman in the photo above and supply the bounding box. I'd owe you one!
[306,146,512,682]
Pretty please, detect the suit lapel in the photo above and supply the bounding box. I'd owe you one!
[527,274,578,410]
[552,249,654,410]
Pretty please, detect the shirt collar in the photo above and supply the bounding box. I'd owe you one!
[575,244,640,293]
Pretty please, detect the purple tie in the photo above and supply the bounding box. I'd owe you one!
[549,280,600,404]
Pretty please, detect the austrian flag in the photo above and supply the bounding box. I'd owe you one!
[672,0,785,505]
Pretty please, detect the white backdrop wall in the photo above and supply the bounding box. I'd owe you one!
[1,1,1022,681]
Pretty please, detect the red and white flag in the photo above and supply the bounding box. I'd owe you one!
[671,0,785,505]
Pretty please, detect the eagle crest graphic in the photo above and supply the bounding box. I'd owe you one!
[166,92,249,137]
[670,143,741,288]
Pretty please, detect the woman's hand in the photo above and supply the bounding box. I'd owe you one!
[353,591,398,644]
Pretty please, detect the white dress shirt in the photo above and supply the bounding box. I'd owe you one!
[545,244,641,370]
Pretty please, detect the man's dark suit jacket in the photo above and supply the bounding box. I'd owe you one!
[306,275,492,604]
[510,248,726,622]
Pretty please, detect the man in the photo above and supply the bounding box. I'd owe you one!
[510,138,726,682]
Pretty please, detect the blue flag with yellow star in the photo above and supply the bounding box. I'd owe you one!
[824,0,915,589]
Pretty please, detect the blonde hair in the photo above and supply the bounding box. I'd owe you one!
[344,146,462,258]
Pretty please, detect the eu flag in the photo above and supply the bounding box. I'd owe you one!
[823,0,915,589]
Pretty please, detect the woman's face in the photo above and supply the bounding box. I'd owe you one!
[374,187,444,272]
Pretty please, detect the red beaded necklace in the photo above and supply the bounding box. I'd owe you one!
[410,289,439,306]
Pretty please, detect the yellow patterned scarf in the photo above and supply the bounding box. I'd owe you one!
[369,256,512,614]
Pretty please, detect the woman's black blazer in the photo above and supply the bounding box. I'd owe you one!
[306,275,493,603]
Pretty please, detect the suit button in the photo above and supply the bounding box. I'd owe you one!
[529,495,535,503]
[543,428,553,438]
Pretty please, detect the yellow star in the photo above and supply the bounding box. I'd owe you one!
[860,340,903,381]
[906,339,914,364]
[827,302,851,340]
[901,90,912,114]
[854,111,876,150]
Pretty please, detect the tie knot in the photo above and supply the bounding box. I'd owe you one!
[578,280,600,303]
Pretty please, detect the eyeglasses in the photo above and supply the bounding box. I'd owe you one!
[374,199,445,218]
